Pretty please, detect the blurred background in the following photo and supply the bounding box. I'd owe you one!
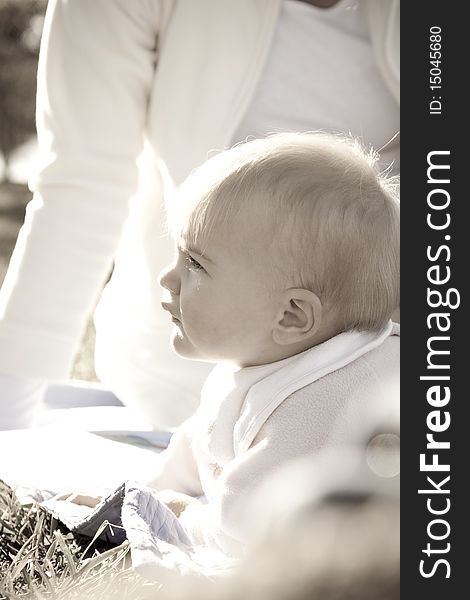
[0,0,96,381]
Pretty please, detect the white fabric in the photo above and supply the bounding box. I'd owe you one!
[149,324,399,555]
[41,480,233,580]
[0,426,161,494]
[233,0,400,171]
[0,0,400,429]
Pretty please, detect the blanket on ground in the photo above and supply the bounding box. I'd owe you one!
[39,481,234,582]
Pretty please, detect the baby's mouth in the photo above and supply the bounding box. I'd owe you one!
[161,301,182,325]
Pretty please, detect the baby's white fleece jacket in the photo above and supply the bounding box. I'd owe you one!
[148,323,399,556]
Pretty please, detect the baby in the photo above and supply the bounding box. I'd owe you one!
[147,132,400,555]
[61,132,399,557]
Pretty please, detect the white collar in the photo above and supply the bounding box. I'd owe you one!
[199,322,394,461]
[233,321,394,455]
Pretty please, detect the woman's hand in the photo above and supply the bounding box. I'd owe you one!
[52,489,199,516]
[52,492,102,508]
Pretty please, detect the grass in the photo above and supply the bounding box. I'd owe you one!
[0,480,161,599]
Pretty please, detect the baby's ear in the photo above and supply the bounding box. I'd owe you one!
[272,288,322,346]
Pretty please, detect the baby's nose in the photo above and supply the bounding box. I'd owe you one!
[158,264,180,295]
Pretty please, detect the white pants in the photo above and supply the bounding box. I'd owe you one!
[94,149,212,430]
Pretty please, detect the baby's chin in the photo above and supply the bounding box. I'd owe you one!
[169,323,268,366]
[170,330,237,366]
[170,328,209,362]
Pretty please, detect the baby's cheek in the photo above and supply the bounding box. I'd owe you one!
[194,306,227,345]
[181,295,211,331]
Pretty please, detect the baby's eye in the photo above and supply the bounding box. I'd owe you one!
[185,254,205,272]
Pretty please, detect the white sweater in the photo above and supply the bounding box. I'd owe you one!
[0,0,400,427]
[149,324,399,555]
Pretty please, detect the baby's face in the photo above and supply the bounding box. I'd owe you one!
[159,217,280,367]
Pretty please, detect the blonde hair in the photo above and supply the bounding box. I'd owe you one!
[171,132,400,332]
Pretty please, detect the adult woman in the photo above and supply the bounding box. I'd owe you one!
[0,0,399,429]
